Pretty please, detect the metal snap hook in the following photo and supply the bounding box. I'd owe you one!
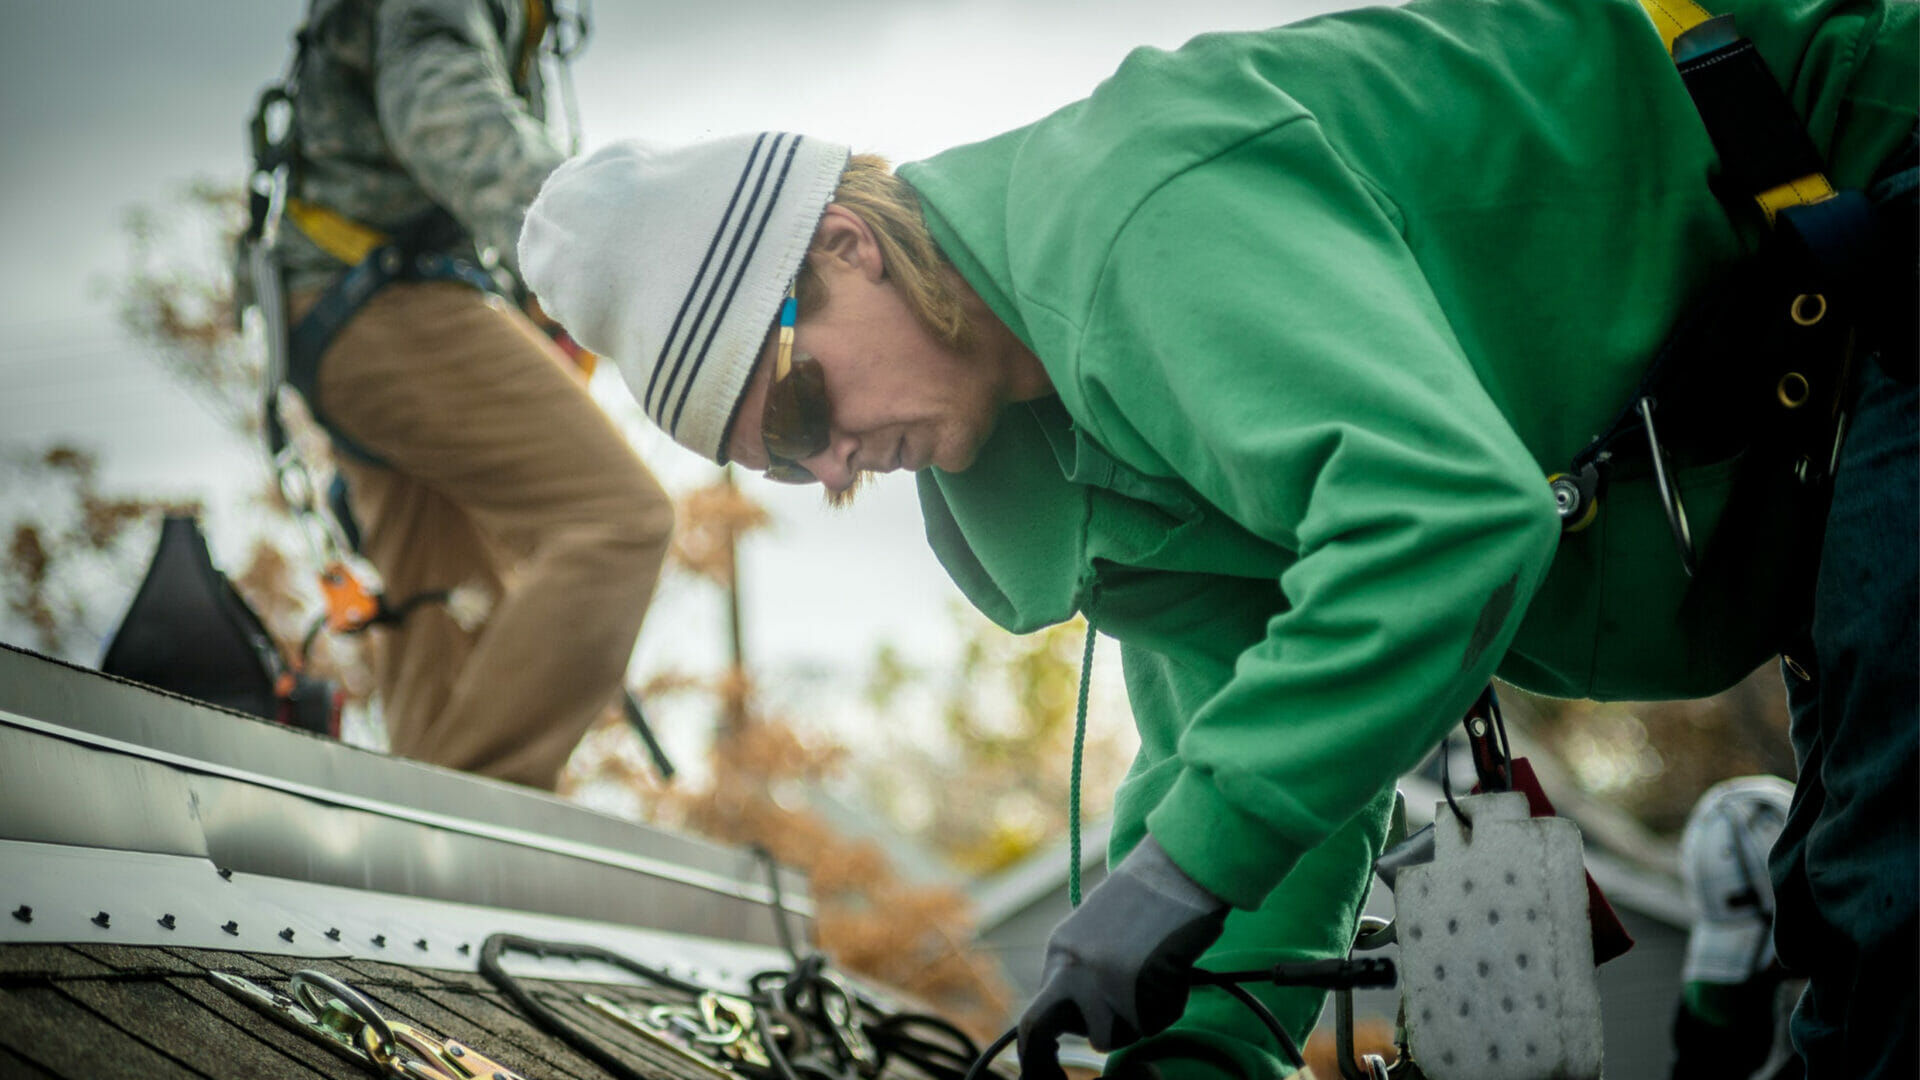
[1337,916,1403,1080]
[1636,397,1697,577]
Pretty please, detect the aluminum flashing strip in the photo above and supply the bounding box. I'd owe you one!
[0,645,811,945]
[0,841,797,995]
[0,644,806,904]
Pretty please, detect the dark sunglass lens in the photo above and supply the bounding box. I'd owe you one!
[763,458,816,484]
[762,357,831,460]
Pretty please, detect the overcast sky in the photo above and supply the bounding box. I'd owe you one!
[0,1,1353,761]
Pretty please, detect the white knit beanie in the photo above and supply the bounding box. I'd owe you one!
[519,133,851,462]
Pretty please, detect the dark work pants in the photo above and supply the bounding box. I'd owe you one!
[1771,347,1919,1078]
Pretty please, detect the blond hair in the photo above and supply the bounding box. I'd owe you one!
[796,154,974,352]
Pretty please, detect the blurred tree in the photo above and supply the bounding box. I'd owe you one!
[6,192,224,640]
[1507,667,1795,836]
[856,608,1136,875]
[0,445,192,661]
[115,179,261,438]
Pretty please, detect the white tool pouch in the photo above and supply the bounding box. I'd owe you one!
[1394,791,1603,1079]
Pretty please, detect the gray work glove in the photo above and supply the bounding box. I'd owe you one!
[1017,835,1230,1080]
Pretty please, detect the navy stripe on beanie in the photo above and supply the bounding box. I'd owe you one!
[647,132,771,421]
[669,135,805,434]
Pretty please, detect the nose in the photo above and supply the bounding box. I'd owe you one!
[800,435,859,493]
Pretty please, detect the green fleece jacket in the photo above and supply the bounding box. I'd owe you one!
[899,0,1915,920]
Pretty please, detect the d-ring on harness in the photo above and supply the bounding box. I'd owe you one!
[1548,0,1874,577]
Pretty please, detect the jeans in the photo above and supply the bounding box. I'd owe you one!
[1771,347,1919,1077]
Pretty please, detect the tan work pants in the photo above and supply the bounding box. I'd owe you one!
[310,281,673,790]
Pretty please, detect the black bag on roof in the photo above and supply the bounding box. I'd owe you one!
[100,514,338,736]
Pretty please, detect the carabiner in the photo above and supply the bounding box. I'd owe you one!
[700,990,773,1067]
[290,969,398,1063]
[583,995,738,1080]
[1636,397,1698,577]
[814,971,879,1075]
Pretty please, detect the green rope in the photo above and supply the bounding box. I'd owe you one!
[1069,618,1096,908]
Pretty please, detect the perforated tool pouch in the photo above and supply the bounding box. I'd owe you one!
[1394,791,1604,1080]
[100,514,339,735]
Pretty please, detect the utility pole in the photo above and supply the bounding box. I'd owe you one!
[720,466,749,736]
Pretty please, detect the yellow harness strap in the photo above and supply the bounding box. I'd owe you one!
[1754,172,1838,226]
[286,197,389,266]
[1634,0,1835,225]
[1638,0,1714,53]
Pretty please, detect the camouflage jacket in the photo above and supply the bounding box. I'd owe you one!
[273,0,564,294]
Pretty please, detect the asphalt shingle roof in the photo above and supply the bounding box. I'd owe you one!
[1,942,802,1080]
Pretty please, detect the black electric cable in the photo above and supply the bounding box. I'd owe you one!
[957,956,1398,1080]
[1208,980,1304,1070]
[482,932,711,996]
[479,932,718,1080]
[754,844,806,964]
[756,1006,805,1080]
[1487,687,1514,784]
[483,927,985,1080]
[961,1028,1017,1080]
[745,845,995,1080]
[1440,734,1473,832]
[1191,958,1397,993]
[868,1013,981,1067]
[866,1013,982,1080]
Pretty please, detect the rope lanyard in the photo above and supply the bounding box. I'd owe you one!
[1068,617,1096,908]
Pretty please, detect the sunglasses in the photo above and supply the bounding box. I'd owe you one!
[760,285,832,483]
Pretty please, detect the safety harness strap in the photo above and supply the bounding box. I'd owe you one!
[1638,0,1713,51]
[1677,40,1832,223]
[1548,2,1866,557]
[285,197,389,266]
[1640,0,1835,222]
[286,221,503,466]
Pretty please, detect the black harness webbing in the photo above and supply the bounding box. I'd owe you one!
[1550,7,1884,577]
[283,223,503,467]
[1672,20,1828,213]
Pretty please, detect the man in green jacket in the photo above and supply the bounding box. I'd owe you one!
[521,0,1915,1074]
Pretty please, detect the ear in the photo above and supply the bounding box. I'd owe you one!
[810,204,886,283]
